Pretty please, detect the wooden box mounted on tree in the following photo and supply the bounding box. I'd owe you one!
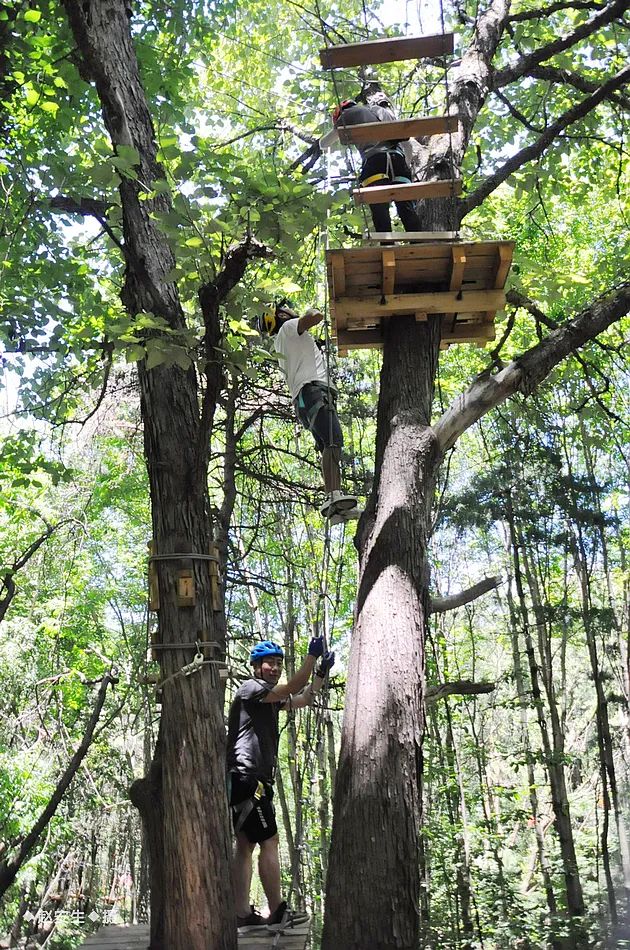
[176,568,196,607]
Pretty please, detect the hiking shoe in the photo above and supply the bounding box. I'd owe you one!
[237,906,267,931]
[320,490,358,518]
[266,901,309,930]
[329,506,361,526]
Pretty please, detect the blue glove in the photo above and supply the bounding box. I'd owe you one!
[316,651,335,677]
[308,636,324,658]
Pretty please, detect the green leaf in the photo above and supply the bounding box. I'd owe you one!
[24,9,42,22]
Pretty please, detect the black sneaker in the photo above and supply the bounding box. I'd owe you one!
[237,906,267,931]
[266,900,309,930]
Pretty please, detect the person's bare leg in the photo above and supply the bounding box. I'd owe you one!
[258,834,282,915]
[321,445,341,493]
[233,833,256,917]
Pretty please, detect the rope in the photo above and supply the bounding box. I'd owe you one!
[438,0,460,237]
[313,0,372,238]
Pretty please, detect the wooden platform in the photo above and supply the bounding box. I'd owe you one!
[326,240,514,354]
[353,178,461,205]
[320,33,454,69]
[239,918,310,949]
[337,115,458,146]
[80,925,149,949]
[79,920,310,949]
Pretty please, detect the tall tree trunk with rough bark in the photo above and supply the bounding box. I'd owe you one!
[61,3,267,947]
[321,0,630,937]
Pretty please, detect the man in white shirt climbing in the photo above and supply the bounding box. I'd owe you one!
[258,300,359,522]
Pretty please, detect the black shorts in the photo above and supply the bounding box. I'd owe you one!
[229,773,277,844]
[295,383,343,452]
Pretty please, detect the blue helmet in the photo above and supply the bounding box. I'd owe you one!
[250,640,284,663]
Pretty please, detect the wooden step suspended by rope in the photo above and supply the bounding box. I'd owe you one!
[354,178,462,206]
[337,115,458,147]
[319,33,454,69]
[326,240,514,354]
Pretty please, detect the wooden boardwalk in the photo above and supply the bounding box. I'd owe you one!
[79,919,310,949]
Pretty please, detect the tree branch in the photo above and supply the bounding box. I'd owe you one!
[510,0,605,21]
[195,235,273,474]
[0,671,117,898]
[0,521,65,624]
[461,65,630,215]
[430,576,502,613]
[425,680,496,703]
[434,281,630,454]
[48,194,112,217]
[515,64,630,112]
[494,0,628,88]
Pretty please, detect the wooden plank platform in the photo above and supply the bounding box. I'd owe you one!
[80,925,149,948]
[337,115,458,146]
[353,179,462,205]
[239,918,310,949]
[326,240,514,354]
[320,33,454,69]
[79,920,310,949]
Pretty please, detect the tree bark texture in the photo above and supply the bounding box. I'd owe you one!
[61,3,235,947]
[323,316,440,950]
[506,498,587,935]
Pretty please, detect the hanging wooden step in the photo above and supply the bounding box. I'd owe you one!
[337,115,458,146]
[326,240,514,354]
[354,179,462,206]
[320,33,454,69]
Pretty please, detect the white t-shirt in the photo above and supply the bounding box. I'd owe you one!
[274,318,327,400]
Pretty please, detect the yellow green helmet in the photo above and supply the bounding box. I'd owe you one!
[258,304,278,335]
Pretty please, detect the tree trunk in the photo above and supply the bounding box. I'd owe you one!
[506,496,587,943]
[323,316,440,949]
[61,3,235,947]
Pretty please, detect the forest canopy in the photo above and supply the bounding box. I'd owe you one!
[0,0,628,947]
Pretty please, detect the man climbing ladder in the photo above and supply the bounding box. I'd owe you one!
[258,300,359,522]
[332,93,422,234]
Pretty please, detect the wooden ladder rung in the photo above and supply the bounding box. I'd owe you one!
[338,115,458,146]
[320,33,454,69]
[354,179,462,205]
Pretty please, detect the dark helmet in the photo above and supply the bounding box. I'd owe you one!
[332,99,357,125]
[250,640,284,663]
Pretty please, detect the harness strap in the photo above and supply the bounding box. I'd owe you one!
[361,172,389,187]
[232,780,267,834]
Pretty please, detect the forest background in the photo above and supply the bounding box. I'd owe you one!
[0,0,628,947]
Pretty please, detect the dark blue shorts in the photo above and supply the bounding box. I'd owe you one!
[295,383,343,452]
